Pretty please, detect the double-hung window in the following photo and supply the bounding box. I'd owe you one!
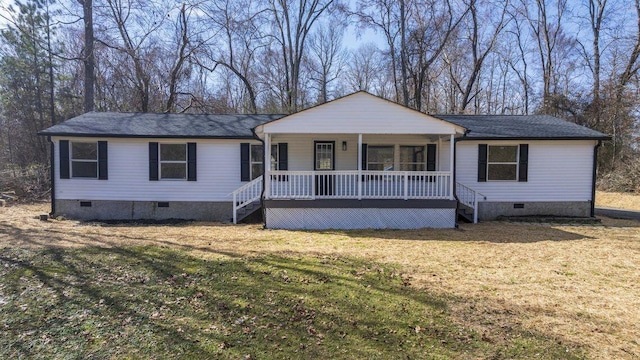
[71,142,98,178]
[487,145,518,181]
[367,146,394,171]
[160,143,187,180]
[399,146,425,171]
[250,144,278,180]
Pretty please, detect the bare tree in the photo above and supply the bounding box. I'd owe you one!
[350,0,402,102]
[346,43,389,94]
[307,25,346,103]
[520,0,572,112]
[77,0,94,112]
[164,4,202,113]
[269,0,337,112]
[98,0,166,112]
[448,0,509,113]
[197,0,269,113]
[503,12,531,114]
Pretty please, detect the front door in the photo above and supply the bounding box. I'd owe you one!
[314,141,335,196]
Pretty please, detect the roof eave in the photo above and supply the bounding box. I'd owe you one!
[457,135,611,141]
[38,132,258,140]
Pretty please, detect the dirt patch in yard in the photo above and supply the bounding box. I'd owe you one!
[1,203,639,359]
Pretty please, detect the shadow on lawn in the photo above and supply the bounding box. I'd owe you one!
[0,242,587,359]
[311,222,596,243]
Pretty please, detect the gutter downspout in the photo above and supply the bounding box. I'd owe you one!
[453,136,460,228]
[591,140,601,218]
[251,128,267,228]
[452,129,470,227]
[48,136,55,216]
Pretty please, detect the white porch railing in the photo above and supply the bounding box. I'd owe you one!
[232,175,263,224]
[267,171,451,200]
[455,182,485,223]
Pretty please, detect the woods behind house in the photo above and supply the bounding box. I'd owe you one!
[1,0,639,198]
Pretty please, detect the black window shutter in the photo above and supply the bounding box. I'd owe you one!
[187,142,197,181]
[240,143,250,181]
[361,143,368,181]
[518,144,529,182]
[426,144,437,171]
[98,141,108,180]
[478,144,488,182]
[149,142,159,181]
[361,143,368,170]
[59,140,70,179]
[278,143,288,170]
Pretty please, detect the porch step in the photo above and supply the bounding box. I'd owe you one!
[457,203,474,223]
[235,200,262,223]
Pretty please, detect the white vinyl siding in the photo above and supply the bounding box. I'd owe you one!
[456,140,596,202]
[54,137,260,202]
[259,92,464,135]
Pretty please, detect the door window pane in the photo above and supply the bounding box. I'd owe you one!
[315,143,333,170]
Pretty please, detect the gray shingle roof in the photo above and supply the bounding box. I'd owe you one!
[436,114,609,140]
[39,112,286,138]
[40,111,608,140]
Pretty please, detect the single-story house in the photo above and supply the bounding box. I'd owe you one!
[39,91,609,229]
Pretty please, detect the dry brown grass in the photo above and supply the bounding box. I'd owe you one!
[2,203,639,359]
[596,190,640,211]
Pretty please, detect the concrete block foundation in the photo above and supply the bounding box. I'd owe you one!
[55,200,233,222]
[478,201,592,221]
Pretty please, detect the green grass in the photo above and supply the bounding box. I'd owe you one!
[0,245,583,359]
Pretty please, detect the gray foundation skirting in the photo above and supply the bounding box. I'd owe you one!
[55,200,233,222]
[266,208,456,229]
[478,201,592,221]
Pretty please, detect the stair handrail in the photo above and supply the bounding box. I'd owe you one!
[455,182,486,224]
[232,175,263,224]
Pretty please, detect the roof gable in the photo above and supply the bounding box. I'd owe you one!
[256,92,465,135]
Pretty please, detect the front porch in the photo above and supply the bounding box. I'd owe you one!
[241,91,469,229]
[262,169,456,229]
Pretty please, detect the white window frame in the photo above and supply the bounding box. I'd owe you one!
[367,144,431,172]
[250,144,278,180]
[399,145,426,171]
[70,141,98,179]
[487,145,519,181]
[159,143,187,180]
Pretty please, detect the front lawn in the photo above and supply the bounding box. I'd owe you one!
[1,204,638,359]
[0,245,578,359]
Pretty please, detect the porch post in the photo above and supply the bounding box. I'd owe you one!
[265,133,271,199]
[449,134,455,200]
[438,137,442,171]
[357,133,362,200]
